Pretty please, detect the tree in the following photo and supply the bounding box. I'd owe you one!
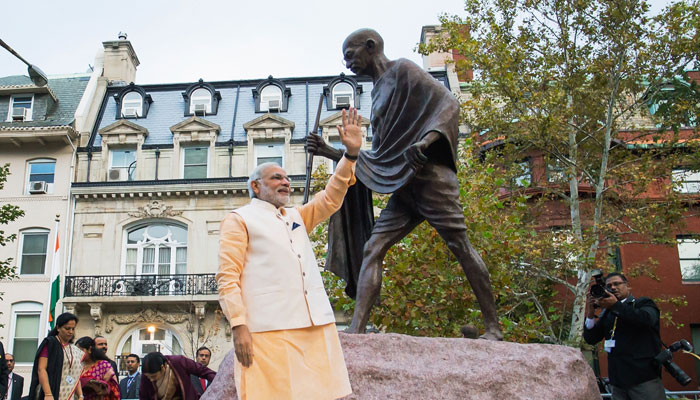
[420,0,700,343]
[0,163,24,283]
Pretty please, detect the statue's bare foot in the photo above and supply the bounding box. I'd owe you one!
[344,324,365,334]
[479,329,504,341]
[460,324,479,339]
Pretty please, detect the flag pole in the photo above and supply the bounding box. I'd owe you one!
[46,215,61,334]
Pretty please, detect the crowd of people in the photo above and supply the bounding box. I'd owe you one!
[0,313,216,400]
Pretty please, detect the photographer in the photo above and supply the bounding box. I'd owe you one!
[583,272,665,400]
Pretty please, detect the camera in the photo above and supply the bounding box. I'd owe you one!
[654,339,693,386]
[589,270,609,299]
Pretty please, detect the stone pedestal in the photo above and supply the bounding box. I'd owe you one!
[202,332,599,400]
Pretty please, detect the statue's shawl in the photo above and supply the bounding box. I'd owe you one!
[325,59,460,297]
[356,58,460,193]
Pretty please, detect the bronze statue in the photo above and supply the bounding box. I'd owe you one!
[308,28,503,340]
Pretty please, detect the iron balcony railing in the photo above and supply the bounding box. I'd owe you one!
[64,274,217,297]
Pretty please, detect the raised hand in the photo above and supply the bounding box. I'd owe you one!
[337,107,363,157]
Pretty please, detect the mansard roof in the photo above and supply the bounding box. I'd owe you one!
[86,70,451,149]
[0,74,89,129]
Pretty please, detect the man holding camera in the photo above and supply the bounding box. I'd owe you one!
[583,272,665,400]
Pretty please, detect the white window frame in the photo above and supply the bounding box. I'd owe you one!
[332,82,354,109]
[328,140,345,172]
[122,223,187,277]
[181,146,209,179]
[17,228,50,275]
[7,94,34,122]
[25,159,56,194]
[672,169,700,194]
[121,92,143,117]
[546,158,567,184]
[513,160,532,187]
[677,236,700,282]
[9,302,43,365]
[189,88,212,114]
[109,148,137,181]
[254,143,284,167]
[260,85,282,112]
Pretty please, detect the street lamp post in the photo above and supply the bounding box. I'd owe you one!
[0,37,48,86]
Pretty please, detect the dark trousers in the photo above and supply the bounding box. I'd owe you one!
[611,378,665,400]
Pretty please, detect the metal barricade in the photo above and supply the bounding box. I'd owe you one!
[602,391,700,399]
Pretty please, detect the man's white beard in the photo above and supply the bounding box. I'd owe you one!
[259,185,289,207]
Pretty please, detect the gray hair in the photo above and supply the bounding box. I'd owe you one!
[247,162,281,199]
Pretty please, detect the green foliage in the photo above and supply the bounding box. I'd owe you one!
[420,0,700,342]
[0,164,25,290]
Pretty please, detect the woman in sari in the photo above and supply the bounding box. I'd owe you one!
[28,312,85,400]
[75,337,120,400]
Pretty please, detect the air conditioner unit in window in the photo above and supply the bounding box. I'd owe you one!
[336,96,351,108]
[28,181,48,194]
[267,99,280,111]
[108,168,127,181]
[12,107,29,121]
[193,103,208,116]
[122,107,139,118]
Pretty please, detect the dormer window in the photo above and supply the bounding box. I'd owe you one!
[323,73,362,110]
[7,95,33,122]
[260,85,282,112]
[182,79,221,117]
[253,76,292,113]
[121,92,143,118]
[114,84,152,119]
[190,88,212,115]
[332,82,354,109]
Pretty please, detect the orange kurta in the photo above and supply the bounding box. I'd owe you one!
[217,157,355,400]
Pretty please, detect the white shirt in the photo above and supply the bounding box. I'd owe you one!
[6,372,13,400]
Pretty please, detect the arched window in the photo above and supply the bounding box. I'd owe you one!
[260,85,282,112]
[182,80,221,116]
[10,302,43,363]
[190,88,212,114]
[332,82,354,109]
[252,77,291,113]
[123,222,187,276]
[121,92,143,117]
[118,326,183,360]
[323,73,362,110]
[114,83,152,119]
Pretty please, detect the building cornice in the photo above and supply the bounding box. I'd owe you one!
[0,84,58,102]
[70,175,307,196]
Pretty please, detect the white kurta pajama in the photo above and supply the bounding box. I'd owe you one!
[217,157,355,400]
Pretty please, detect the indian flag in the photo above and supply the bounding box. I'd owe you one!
[47,220,61,331]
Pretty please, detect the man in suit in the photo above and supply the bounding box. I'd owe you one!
[190,347,212,395]
[4,354,23,400]
[118,354,141,399]
[94,336,119,382]
[583,272,665,400]
[0,342,8,399]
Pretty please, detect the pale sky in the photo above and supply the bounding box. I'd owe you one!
[1,0,672,84]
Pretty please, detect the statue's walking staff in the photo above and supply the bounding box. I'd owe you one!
[303,93,326,204]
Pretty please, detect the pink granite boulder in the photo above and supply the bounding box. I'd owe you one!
[202,332,599,400]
